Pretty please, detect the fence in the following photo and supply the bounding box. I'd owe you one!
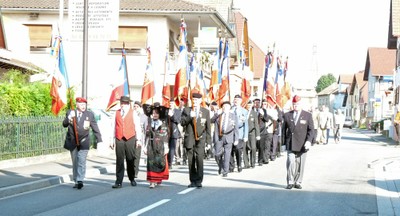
[0,116,67,161]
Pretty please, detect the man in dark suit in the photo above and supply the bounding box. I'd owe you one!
[168,99,182,168]
[243,100,260,168]
[254,99,270,166]
[181,92,211,188]
[63,97,103,189]
[212,101,239,177]
[282,95,314,190]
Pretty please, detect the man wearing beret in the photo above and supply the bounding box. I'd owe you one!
[63,97,103,189]
[181,92,211,188]
[110,96,143,188]
[229,95,248,173]
[282,95,314,190]
[212,100,239,177]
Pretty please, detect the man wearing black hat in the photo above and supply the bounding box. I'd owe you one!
[212,100,239,177]
[181,92,211,188]
[282,95,314,190]
[63,97,103,189]
[110,96,143,188]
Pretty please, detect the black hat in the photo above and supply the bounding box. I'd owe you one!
[134,101,141,107]
[153,102,161,107]
[221,101,231,107]
[253,98,260,102]
[234,94,242,99]
[192,92,202,99]
[211,101,218,106]
[120,96,132,103]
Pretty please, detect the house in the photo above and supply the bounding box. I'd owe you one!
[363,47,396,123]
[336,74,353,116]
[0,0,237,108]
[349,71,368,127]
[317,82,338,112]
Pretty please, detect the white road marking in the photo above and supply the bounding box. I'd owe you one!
[128,199,170,216]
[178,188,196,194]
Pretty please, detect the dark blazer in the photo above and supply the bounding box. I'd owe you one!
[169,108,182,139]
[247,109,260,138]
[282,110,314,152]
[255,108,269,135]
[181,107,211,149]
[63,109,103,151]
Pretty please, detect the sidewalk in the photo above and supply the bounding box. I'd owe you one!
[0,150,118,199]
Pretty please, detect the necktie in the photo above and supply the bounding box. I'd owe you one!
[121,110,125,118]
[78,112,81,122]
[293,111,298,125]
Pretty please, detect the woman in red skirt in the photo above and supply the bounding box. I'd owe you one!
[145,103,169,188]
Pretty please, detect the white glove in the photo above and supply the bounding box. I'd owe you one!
[205,144,211,151]
[244,138,248,142]
[234,141,238,146]
[256,136,261,141]
[304,141,311,150]
[190,110,196,117]
[68,111,75,120]
[168,109,173,117]
[259,109,264,116]
[217,109,222,115]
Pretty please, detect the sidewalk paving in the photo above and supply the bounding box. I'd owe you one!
[0,129,398,200]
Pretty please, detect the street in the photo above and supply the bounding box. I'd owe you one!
[1,128,400,216]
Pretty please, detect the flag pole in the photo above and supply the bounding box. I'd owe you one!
[123,42,131,97]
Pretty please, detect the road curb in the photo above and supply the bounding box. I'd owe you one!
[0,165,115,199]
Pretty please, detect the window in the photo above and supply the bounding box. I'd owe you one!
[25,24,52,50]
[110,26,147,54]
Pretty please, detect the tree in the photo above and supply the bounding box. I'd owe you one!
[316,73,336,93]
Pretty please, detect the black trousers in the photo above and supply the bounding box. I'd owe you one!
[115,137,136,184]
[186,140,205,184]
[243,133,257,167]
[168,138,177,166]
[230,139,244,171]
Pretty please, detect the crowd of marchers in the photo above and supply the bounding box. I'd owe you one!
[61,92,346,191]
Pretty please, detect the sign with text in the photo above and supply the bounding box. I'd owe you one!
[69,0,119,41]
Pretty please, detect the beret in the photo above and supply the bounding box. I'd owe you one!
[76,97,87,103]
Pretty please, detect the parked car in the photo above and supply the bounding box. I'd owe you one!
[343,117,353,129]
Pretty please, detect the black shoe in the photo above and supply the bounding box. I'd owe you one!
[73,184,78,188]
[131,180,137,186]
[244,166,250,169]
[77,181,83,189]
[238,167,242,173]
[196,183,202,189]
[112,184,122,189]
[263,161,269,164]
[222,173,228,177]
[188,182,196,188]
[294,184,302,189]
[286,184,294,189]
[259,163,263,166]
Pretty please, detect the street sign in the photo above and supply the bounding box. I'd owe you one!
[68,0,119,41]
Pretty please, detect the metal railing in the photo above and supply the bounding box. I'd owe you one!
[0,116,67,161]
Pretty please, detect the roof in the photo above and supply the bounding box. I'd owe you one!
[350,70,367,95]
[0,49,43,73]
[363,47,396,80]
[317,82,338,96]
[1,0,215,12]
[233,11,265,79]
[338,74,353,84]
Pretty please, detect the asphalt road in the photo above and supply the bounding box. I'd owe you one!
[1,128,399,216]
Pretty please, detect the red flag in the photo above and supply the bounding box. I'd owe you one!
[174,19,188,106]
[217,40,230,104]
[106,49,130,111]
[50,35,69,115]
[141,48,156,105]
[162,53,171,108]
